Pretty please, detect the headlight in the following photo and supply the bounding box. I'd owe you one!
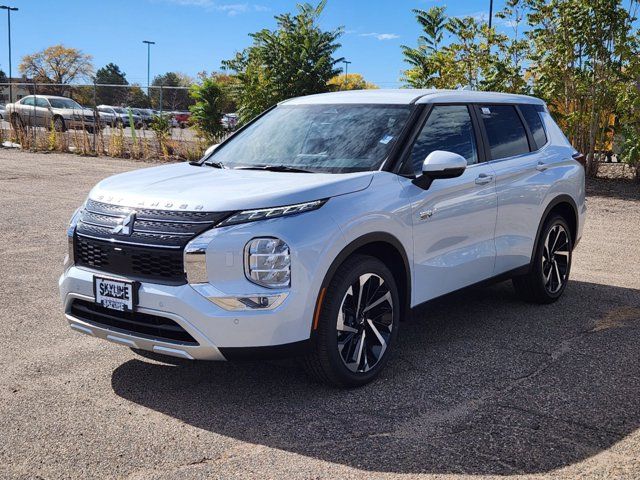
[218,199,326,227]
[245,238,290,288]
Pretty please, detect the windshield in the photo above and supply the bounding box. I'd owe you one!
[205,104,413,173]
[113,107,127,114]
[49,98,82,109]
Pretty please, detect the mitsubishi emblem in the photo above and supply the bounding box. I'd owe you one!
[112,211,136,236]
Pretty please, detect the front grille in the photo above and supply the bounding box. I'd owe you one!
[77,199,229,248]
[70,299,198,345]
[74,199,230,283]
[75,235,186,284]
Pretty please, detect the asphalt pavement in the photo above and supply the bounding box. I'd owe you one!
[1,150,639,479]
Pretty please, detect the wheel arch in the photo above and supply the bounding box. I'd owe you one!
[315,232,411,326]
[532,194,578,259]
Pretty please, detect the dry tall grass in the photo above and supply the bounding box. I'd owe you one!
[0,123,227,163]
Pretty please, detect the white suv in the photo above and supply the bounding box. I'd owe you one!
[59,89,586,387]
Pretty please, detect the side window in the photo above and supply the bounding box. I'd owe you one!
[519,104,548,149]
[35,98,50,108]
[403,105,478,175]
[479,105,530,160]
[21,97,35,106]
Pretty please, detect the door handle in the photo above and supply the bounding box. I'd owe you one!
[536,161,548,171]
[475,173,494,185]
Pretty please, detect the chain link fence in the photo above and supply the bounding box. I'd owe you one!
[0,82,234,161]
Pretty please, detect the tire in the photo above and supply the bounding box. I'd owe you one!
[513,214,573,304]
[302,254,400,387]
[53,116,66,132]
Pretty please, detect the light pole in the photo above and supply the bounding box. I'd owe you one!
[488,0,494,29]
[142,40,155,94]
[342,60,351,88]
[0,5,18,103]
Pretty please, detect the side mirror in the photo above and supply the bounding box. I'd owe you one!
[413,150,467,189]
[204,144,220,156]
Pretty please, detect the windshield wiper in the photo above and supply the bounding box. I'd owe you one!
[200,161,225,168]
[235,165,314,173]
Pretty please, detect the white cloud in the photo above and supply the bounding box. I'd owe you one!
[455,11,488,22]
[359,32,400,41]
[161,0,269,15]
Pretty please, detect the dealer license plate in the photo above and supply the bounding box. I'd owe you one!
[93,276,137,312]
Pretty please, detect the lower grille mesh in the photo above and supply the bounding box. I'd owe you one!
[70,299,198,345]
[75,236,185,284]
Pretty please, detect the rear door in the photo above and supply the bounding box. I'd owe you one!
[400,104,498,303]
[474,103,551,274]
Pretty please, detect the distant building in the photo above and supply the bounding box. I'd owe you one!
[0,78,33,103]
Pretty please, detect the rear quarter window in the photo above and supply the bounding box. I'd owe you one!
[520,104,548,149]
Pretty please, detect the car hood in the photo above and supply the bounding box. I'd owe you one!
[89,162,373,211]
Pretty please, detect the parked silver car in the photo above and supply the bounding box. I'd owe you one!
[7,95,97,132]
[96,105,143,129]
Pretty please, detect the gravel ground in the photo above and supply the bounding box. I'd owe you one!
[1,150,639,480]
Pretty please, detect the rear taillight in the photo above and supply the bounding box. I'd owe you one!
[572,152,586,167]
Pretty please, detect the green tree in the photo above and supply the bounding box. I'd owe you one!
[197,71,239,112]
[150,72,194,111]
[525,0,638,175]
[189,78,226,142]
[127,84,151,108]
[95,62,129,106]
[222,1,343,122]
[401,7,502,89]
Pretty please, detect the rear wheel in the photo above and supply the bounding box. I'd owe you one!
[302,254,399,387]
[513,214,572,303]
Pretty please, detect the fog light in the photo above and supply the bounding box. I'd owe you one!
[209,293,288,311]
[245,238,290,288]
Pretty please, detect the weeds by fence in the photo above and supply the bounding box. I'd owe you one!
[0,82,232,161]
[1,123,229,161]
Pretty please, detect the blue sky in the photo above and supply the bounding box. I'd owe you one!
[2,0,508,87]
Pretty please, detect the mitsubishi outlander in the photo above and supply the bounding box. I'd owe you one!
[59,89,586,387]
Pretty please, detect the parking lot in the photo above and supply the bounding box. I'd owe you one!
[1,149,639,479]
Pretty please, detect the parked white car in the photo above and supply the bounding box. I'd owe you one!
[60,89,585,387]
[7,95,97,132]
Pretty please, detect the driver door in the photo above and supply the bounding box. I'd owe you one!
[34,97,52,127]
[400,104,498,303]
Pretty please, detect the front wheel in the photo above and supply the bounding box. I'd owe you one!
[513,214,572,303]
[302,254,400,387]
[10,113,24,131]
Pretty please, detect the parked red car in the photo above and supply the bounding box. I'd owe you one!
[173,111,191,128]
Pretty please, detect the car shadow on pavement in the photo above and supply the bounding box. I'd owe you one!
[111,280,640,475]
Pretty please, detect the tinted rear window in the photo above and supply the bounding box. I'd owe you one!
[479,105,530,160]
[520,104,548,149]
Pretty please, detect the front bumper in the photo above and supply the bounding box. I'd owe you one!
[59,265,312,361]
